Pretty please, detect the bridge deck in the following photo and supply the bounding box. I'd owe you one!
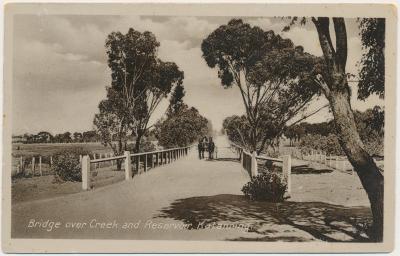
[12,145,253,240]
[12,136,370,242]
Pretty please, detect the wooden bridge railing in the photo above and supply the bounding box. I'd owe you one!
[231,144,292,195]
[81,146,191,190]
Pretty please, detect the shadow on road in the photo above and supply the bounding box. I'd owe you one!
[214,158,240,162]
[158,194,372,242]
[291,165,334,174]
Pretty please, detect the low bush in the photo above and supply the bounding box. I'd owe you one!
[242,172,287,202]
[52,147,91,182]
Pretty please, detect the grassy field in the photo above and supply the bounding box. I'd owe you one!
[12,142,113,158]
[12,166,125,204]
[11,142,125,203]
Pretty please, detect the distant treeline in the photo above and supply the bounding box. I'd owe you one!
[14,131,101,144]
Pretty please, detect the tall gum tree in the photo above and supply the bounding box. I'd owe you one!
[202,19,323,154]
[105,28,184,152]
[285,17,384,242]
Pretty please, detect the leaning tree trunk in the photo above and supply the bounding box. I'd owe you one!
[328,87,384,242]
[312,17,384,242]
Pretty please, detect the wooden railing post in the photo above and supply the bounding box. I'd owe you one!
[81,155,91,190]
[282,155,292,195]
[19,157,23,174]
[31,157,35,176]
[151,154,155,168]
[39,156,42,176]
[124,151,132,180]
[251,151,258,177]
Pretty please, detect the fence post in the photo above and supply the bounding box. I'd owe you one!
[124,151,132,180]
[19,156,23,174]
[335,156,339,170]
[81,155,91,190]
[282,155,292,195]
[31,157,35,176]
[151,154,155,168]
[251,152,258,177]
[144,154,148,172]
[39,156,42,176]
[156,152,160,166]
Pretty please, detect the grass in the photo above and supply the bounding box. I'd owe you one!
[12,142,113,158]
[12,166,125,204]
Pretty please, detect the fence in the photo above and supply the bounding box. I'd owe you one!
[12,151,116,178]
[12,155,54,177]
[282,147,355,174]
[81,146,191,191]
[232,144,292,195]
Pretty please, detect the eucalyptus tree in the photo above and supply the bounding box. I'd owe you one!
[202,19,322,154]
[93,88,131,170]
[105,28,184,152]
[283,17,385,241]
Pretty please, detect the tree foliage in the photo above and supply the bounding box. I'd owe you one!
[202,19,321,153]
[168,83,185,116]
[93,87,131,168]
[104,28,184,152]
[358,18,385,100]
[155,105,210,148]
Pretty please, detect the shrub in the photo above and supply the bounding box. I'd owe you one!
[241,172,287,202]
[52,147,91,182]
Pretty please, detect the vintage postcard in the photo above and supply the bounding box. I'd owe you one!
[2,1,397,253]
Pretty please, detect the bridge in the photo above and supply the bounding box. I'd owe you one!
[11,135,371,242]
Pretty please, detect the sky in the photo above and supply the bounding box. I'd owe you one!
[12,15,383,135]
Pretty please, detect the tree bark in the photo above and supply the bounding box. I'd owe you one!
[328,88,383,242]
[313,17,384,242]
[135,135,142,153]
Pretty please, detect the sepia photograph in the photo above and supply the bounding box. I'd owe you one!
[2,2,396,253]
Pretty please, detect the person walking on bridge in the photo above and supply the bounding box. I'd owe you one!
[208,137,215,160]
[197,139,204,159]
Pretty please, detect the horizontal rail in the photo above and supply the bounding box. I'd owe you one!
[129,146,191,157]
[89,146,191,164]
[90,155,125,163]
[256,155,283,163]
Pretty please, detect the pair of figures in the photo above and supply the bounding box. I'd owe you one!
[197,136,215,160]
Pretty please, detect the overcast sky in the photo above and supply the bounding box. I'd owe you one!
[12,15,383,135]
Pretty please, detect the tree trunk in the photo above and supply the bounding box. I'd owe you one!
[328,88,383,242]
[135,135,142,153]
[312,17,384,242]
[116,160,122,171]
